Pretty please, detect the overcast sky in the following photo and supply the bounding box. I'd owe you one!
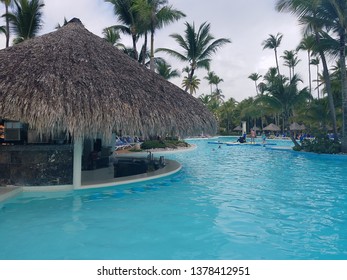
[0,0,311,102]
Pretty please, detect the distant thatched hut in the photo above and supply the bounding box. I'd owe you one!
[0,18,217,188]
[263,123,281,132]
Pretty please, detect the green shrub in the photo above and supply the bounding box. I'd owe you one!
[140,140,167,150]
[140,140,188,150]
[300,135,341,154]
[292,145,302,152]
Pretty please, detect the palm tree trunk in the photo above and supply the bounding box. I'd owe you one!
[184,67,195,92]
[140,32,148,65]
[320,52,338,141]
[314,30,338,141]
[339,31,347,152]
[307,50,312,94]
[316,65,320,99]
[132,33,138,61]
[150,30,155,71]
[5,4,9,48]
[289,130,301,148]
[275,48,280,75]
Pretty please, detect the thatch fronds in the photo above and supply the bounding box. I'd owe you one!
[0,18,217,141]
[263,123,281,131]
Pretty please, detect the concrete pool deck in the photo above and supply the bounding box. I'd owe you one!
[0,144,196,202]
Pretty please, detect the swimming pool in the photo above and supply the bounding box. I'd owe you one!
[1,137,347,260]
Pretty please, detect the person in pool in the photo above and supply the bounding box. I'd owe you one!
[250,129,256,144]
[237,135,246,143]
[261,132,266,145]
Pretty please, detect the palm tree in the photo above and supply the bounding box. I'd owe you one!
[155,58,180,80]
[205,71,224,94]
[102,26,125,49]
[319,0,347,152]
[204,71,217,94]
[182,74,200,95]
[157,21,231,92]
[297,35,316,94]
[106,0,143,61]
[258,68,283,127]
[310,57,320,98]
[211,74,223,92]
[263,67,280,89]
[199,93,222,117]
[218,97,237,134]
[7,0,45,44]
[0,25,5,35]
[304,97,333,131]
[1,0,12,47]
[259,73,311,147]
[262,32,283,75]
[198,93,211,106]
[257,81,267,95]
[212,88,225,104]
[132,0,185,71]
[248,73,262,95]
[281,50,300,80]
[276,0,339,143]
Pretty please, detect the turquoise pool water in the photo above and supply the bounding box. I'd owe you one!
[0,137,347,260]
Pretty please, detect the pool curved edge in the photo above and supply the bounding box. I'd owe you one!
[75,158,182,190]
[0,159,182,202]
[0,187,22,202]
[267,145,347,159]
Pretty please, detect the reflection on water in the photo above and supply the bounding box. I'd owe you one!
[0,137,347,260]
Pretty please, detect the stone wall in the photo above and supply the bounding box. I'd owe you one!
[0,145,73,186]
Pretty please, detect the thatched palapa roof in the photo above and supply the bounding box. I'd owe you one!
[0,18,217,141]
[263,123,281,131]
[290,122,305,131]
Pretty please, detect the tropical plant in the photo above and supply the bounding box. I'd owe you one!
[0,25,5,35]
[276,0,339,143]
[303,97,333,131]
[310,57,320,98]
[198,93,211,105]
[157,21,231,92]
[297,35,316,94]
[240,97,261,130]
[204,71,216,94]
[262,32,283,75]
[320,0,347,152]
[105,0,143,61]
[155,58,180,80]
[236,98,258,131]
[281,50,300,80]
[212,88,224,104]
[181,74,200,95]
[102,26,125,49]
[212,74,224,92]
[248,73,262,95]
[1,0,12,47]
[300,134,341,153]
[132,0,185,70]
[7,0,45,44]
[204,71,224,95]
[258,71,311,147]
[217,97,237,134]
